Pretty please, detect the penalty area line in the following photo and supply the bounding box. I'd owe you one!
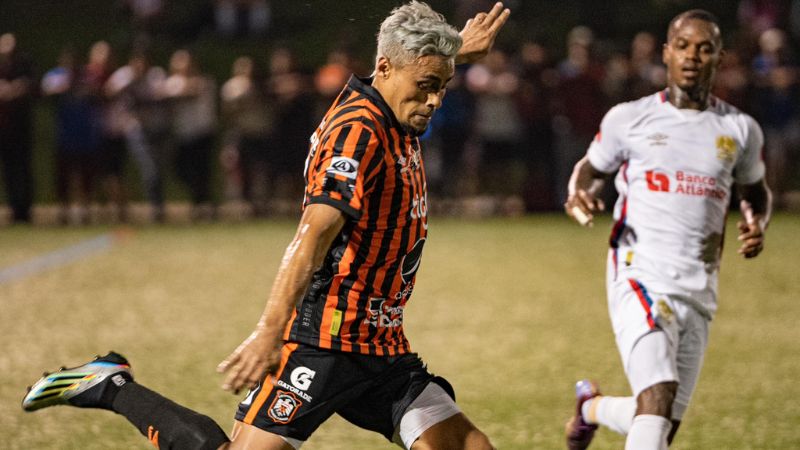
[0,230,133,285]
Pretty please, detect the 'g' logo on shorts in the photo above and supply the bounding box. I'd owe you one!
[290,366,316,391]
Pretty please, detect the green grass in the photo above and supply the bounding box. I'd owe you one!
[1,214,799,449]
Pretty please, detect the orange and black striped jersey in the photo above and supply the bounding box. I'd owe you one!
[284,75,429,356]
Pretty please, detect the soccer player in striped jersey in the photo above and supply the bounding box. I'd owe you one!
[22,2,510,450]
[563,10,771,450]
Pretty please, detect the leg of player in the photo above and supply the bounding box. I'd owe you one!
[23,352,230,450]
[411,413,494,450]
[624,329,678,450]
[223,421,295,450]
[398,382,494,450]
[566,380,637,450]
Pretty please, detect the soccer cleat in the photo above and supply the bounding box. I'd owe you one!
[565,379,601,450]
[22,351,133,412]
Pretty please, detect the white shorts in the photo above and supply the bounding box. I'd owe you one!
[607,273,709,420]
[393,382,461,449]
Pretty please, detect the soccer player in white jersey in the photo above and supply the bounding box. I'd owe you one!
[563,9,772,450]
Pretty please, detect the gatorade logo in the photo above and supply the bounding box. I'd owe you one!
[290,366,316,391]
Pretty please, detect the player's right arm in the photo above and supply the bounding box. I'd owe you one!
[564,104,630,227]
[217,204,345,394]
[565,156,610,227]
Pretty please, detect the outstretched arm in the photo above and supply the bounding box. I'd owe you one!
[217,203,345,394]
[456,2,511,65]
[737,178,771,258]
[564,156,612,227]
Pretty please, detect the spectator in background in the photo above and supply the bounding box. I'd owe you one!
[466,48,525,200]
[41,46,104,225]
[750,27,799,208]
[162,49,218,221]
[738,0,786,38]
[313,49,352,120]
[105,50,168,222]
[266,47,315,207]
[518,40,557,210]
[0,32,35,224]
[552,26,606,206]
[122,0,164,39]
[426,66,475,197]
[628,31,666,99]
[220,55,273,213]
[715,49,752,109]
[215,0,271,38]
[85,41,128,223]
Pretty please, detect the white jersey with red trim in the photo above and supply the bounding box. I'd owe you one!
[587,90,765,318]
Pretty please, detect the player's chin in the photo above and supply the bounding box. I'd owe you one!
[405,119,430,136]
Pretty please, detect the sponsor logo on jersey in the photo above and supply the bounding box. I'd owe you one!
[646,170,670,192]
[400,238,426,283]
[646,132,669,146]
[400,146,422,173]
[409,192,428,229]
[716,135,736,162]
[646,170,726,200]
[363,298,405,328]
[268,390,302,423]
[327,156,359,179]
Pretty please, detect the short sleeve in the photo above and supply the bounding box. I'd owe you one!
[733,115,766,185]
[305,120,382,220]
[586,104,631,174]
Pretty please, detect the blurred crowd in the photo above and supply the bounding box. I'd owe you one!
[1,0,800,225]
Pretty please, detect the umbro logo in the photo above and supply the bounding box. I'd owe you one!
[647,133,669,146]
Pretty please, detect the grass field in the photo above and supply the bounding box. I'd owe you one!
[1,213,799,449]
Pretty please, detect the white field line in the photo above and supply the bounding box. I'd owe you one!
[0,234,116,285]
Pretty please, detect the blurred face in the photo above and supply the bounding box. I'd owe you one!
[374,54,454,136]
[89,41,111,65]
[663,18,722,96]
[170,50,192,75]
[0,33,16,56]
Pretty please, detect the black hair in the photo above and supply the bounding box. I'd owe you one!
[667,9,722,43]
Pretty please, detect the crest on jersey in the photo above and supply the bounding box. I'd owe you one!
[716,135,736,162]
[268,390,302,424]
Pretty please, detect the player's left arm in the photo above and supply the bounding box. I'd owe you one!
[735,116,772,259]
[456,2,511,65]
[737,178,772,258]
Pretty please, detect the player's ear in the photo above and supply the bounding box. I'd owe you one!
[376,56,392,80]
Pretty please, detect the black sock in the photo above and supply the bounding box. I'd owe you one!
[69,371,133,410]
[112,382,229,450]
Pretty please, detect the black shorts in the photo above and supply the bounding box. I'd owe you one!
[235,342,454,443]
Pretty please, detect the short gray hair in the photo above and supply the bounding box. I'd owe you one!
[376,1,462,68]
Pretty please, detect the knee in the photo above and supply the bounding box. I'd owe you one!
[636,381,678,418]
[464,429,495,450]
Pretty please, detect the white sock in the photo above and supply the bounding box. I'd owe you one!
[625,414,671,450]
[582,395,636,435]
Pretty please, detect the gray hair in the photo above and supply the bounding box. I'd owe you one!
[376,1,462,68]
